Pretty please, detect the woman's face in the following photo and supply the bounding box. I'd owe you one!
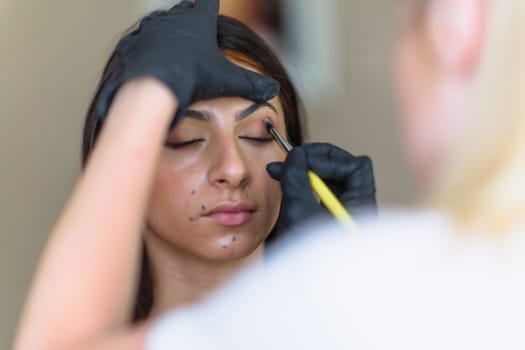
[145,93,287,261]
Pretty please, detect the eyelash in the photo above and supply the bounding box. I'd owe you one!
[165,139,203,149]
[239,136,274,143]
[165,136,273,150]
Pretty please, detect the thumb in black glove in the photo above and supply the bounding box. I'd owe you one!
[267,143,377,239]
[301,143,377,216]
[97,0,279,125]
[267,148,326,235]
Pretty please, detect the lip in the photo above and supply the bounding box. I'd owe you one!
[204,202,257,226]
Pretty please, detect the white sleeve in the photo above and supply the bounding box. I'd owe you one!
[146,220,351,349]
[146,213,525,350]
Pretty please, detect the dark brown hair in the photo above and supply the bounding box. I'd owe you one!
[81,13,305,322]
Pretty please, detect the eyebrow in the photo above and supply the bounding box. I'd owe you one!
[184,102,277,122]
[237,102,277,121]
[184,109,209,121]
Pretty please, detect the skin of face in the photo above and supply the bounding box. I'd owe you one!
[144,91,287,262]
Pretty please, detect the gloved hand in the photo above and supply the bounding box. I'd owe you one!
[97,0,279,125]
[266,143,377,236]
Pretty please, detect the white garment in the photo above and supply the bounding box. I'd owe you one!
[146,211,525,349]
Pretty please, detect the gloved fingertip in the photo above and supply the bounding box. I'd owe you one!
[171,107,187,129]
[255,76,280,102]
[266,162,284,180]
[285,147,308,167]
[176,0,195,9]
[96,79,124,122]
[195,0,220,14]
[237,69,280,102]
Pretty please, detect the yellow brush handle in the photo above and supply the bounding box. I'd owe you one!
[307,171,357,229]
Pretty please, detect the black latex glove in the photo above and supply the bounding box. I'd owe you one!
[266,143,377,235]
[97,0,279,124]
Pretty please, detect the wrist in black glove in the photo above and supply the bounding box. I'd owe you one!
[97,0,279,126]
[301,143,377,215]
[267,148,326,235]
[267,143,377,239]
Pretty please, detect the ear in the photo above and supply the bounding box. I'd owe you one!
[427,0,485,75]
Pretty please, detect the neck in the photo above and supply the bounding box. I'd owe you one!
[144,231,264,318]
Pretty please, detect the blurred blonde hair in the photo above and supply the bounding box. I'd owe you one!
[431,1,525,232]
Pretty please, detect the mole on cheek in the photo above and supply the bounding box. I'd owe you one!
[201,205,206,211]
[191,190,196,196]
[189,217,195,222]
[232,236,237,242]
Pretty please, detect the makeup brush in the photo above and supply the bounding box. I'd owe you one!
[264,118,356,229]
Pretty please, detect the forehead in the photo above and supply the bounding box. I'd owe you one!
[186,96,283,121]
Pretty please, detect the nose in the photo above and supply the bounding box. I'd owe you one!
[208,139,249,189]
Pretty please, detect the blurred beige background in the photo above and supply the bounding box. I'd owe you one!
[0,0,416,347]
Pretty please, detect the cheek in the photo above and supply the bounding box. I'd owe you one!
[147,154,207,224]
[251,163,282,235]
[262,175,282,230]
[245,145,285,216]
[255,160,282,199]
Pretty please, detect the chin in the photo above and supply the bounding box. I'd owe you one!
[199,227,268,262]
[196,242,264,263]
[147,215,274,263]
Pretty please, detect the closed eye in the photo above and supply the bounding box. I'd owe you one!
[239,136,274,143]
[165,139,204,149]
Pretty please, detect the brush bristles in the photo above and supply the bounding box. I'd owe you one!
[263,118,274,132]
